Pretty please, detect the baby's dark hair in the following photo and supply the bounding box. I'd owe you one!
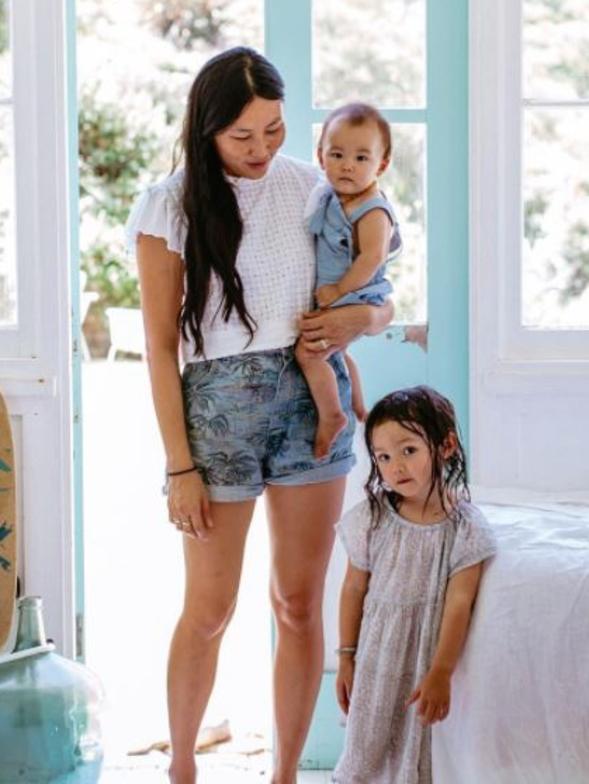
[318,102,392,160]
[364,385,470,527]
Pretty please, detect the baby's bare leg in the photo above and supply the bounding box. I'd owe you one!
[343,352,368,422]
[295,341,348,459]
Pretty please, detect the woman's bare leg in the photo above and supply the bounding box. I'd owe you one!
[265,478,346,784]
[167,498,256,784]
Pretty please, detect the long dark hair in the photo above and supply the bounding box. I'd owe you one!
[177,47,284,356]
[364,385,470,527]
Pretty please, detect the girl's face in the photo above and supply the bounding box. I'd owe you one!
[214,96,285,180]
[371,420,435,504]
[318,116,389,197]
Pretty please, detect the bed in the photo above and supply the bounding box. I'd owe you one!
[432,497,589,784]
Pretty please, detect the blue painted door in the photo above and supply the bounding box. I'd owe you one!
[266,0,469,767]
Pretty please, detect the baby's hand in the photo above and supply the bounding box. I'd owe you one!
[405,668,451,725]
[315,283,342,309]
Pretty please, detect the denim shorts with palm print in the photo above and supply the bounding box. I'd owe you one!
[180,346,356,502]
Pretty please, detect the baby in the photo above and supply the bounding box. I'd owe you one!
[296,102,402,457]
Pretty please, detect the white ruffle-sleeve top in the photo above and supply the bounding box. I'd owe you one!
[126,154,321,363]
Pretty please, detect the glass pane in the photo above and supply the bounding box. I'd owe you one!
[313,0,425,109]
[313,123,426,323]
[0,0,11,98]
[131,0,263,54]
[0,109,17,326]
[524,0,589,101]
[523,108,589,328]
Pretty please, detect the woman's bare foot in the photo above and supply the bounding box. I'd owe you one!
[314,411,348,458]
[270,772,297,784]
[168,759,196,784]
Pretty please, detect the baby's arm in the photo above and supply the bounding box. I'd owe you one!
[406,563,484,725]
[316,208,393,308]
[336,560,370,714]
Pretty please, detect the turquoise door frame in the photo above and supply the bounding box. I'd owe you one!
[266,0,469,768]
[66,0,85,661]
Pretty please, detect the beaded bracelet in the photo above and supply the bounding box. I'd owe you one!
[167,465,198,477]
[335,646,357,656]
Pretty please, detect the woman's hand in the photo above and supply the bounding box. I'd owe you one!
[167,471,214,541]
[336,657,355,715]
[405,668,451,725]
[298,304,382,356]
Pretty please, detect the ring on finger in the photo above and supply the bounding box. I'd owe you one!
[319,338,330,350]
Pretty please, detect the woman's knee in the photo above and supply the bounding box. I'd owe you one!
[270,588,322,636]
[179,596,237,642]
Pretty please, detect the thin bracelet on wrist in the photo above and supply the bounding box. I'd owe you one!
[335,645,357,656]
[167,465,197,477]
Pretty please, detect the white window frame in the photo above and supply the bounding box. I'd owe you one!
[0,0,76,656]
[471,0,589,393]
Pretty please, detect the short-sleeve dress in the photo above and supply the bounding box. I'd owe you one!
[332,497,497,784]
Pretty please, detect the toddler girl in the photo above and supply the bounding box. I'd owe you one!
[296,103,402,458]
[333,386,497,783]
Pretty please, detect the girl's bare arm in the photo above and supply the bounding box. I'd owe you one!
[336,560,370,714]
[407,563,484,725]
[430,563,484,676]
[339,560,370,649]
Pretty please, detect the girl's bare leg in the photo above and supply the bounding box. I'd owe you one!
[295,342,347,459]
[167,499,256,784]
[265,478,346,784]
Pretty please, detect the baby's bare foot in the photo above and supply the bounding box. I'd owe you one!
[314,411,348,458]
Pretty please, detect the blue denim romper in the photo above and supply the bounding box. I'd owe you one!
[309,185,402,308]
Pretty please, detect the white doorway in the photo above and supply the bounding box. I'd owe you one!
[82,359,274,772]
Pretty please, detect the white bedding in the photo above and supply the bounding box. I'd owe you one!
[433,501,589,784]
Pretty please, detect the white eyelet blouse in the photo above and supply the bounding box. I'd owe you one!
[125,154,321,363]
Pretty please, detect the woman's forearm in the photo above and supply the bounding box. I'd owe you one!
[299,297,395,350]
[146,348,193,472]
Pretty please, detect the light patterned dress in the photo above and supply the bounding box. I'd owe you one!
[332,498,497,784]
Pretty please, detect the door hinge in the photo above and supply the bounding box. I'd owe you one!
[75,612,85,660]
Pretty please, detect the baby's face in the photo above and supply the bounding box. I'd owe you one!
[318,117,389,197]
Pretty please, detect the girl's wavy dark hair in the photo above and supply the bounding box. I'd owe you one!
[364,385,470,527]
[174,47,284,356]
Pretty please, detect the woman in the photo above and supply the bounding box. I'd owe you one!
[126,47,394,784]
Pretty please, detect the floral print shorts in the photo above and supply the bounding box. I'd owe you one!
[179,346,356,502]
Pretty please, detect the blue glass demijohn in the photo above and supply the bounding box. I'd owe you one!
[0,596,104,783]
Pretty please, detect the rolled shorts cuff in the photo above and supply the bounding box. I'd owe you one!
[266,454,357,488]
[205,483,263,503]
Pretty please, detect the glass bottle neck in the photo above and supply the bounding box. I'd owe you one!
[14,597,47,651]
